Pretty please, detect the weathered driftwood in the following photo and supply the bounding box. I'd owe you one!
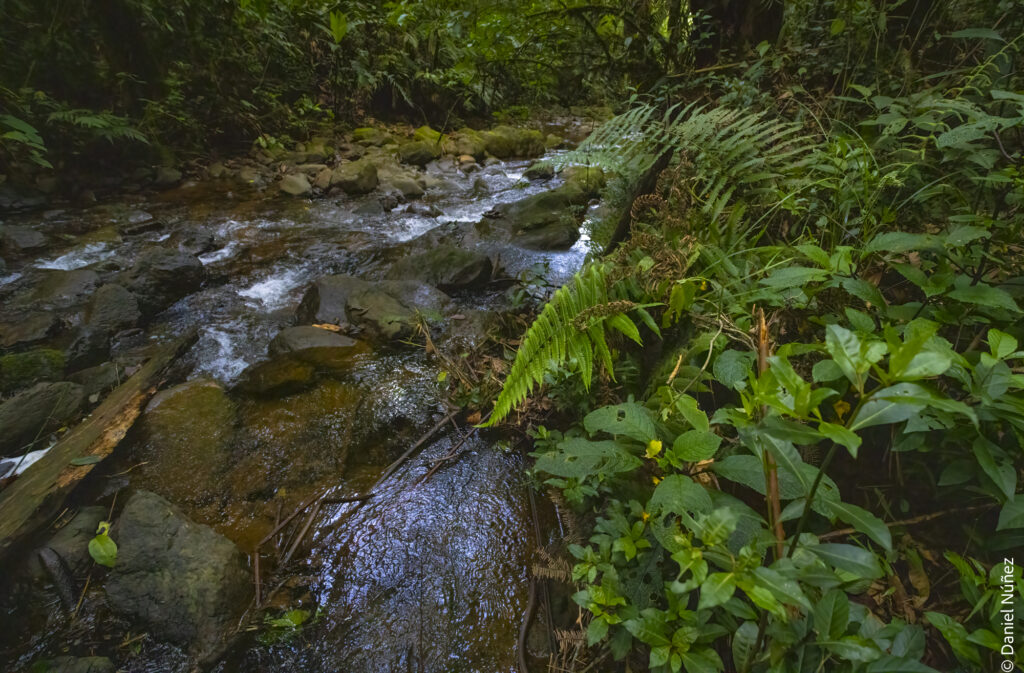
[0,329,198,562]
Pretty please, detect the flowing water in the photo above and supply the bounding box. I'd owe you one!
[0,141,592,672]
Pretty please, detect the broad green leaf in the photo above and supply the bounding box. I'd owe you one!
[678,649,723,673]
[997,497,1024,531]
[587,616,608,645]
[753,566,811,610]
[713,350,754,391]
[864,232,938,253]
[947,28,1004,40]
[948,283,1020,312]
[866,656,941,672]
[827,501,893,551]
[649,474,713,517]
[88,521,118,568]
[731,622,759,672]
[675,394,710,432]
[972,438,1016,502]
[813,589,850,640]
[849,383,931,430]
[809,543,883,579]
[584,403,657,442]
[672,429,722,462]
[925,612,981,664]
[988,329,1019,359]
[698,572,736,609]
[823,636,883,662]
[534,438,642,479]
[760,266,829,288]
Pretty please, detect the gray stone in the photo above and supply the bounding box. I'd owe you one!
[0,312,59,349]
[126,248,205,316]
[66,361,125,399]
[1,224,48,254]
[524,161,555,180]
[398,140,441,166]
[386,245,492,290]
[85,283,141,334]
[296,275,452,341]
[0,382,85,457]
[279,173,312,196]
[154,166,183,186]
[234,357,316,396]
[34,506,107,579]
[330,159,379,194]
[106,491,252,664]
[269,326,369,368]
[7,268,100,311]
[381,176,424,199]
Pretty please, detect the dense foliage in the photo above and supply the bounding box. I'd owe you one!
[487,1,1024,671]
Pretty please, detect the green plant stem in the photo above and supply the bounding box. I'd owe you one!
[786,442,839,558]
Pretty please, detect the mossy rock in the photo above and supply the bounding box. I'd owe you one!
[480,125,545,158]
[413,125,443,144]
[353,127,392,146]
[562,165,606,196]
[0,348,65,393]
[330,158,379,194]
[386,245,493,290]
[234,357,317,396]
[524,161,555,181]
[452,128,487,159]
[398,140,442,166]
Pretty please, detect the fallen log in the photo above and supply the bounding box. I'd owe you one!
[0,329,198,562]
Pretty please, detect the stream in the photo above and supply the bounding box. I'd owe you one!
[0,127,595,672]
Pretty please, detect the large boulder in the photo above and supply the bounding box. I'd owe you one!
[84,283,141,334]
[33,506,107,579]
[7,269,100,312]
[386,245,492,290]
[296,275,452,341]
[482,181,594,250]
[330,159,378,194]
[0,312,59,350]
[126,248,205,317]
[269,326,370,368]
[479,125,545,158]
[452,128,487,160]
[135,379,235,504]
[398,140,442,166]
[106,491,252,664]
[0,348,64,394]
[0,382,85,457]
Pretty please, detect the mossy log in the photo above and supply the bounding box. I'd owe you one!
[0,329,198,562]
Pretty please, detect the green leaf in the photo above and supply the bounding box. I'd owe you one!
[946,28,1004,41]
[827,501,892,551]
[671,429,722,462]
[818,422,862,457]
[997,497,1024,531]
[675,395,710,432]
[948,283,1020,312]
[866,656,940,673]
[849,383,930,430]
[925,612,981,664]
[678,649,723,673]
[329,10,348,43]
[713,350,754,391]
[988,329,1019,359]
[534,438,642,479]
[972,438,1016,502]
[88,522,117,568]
[760,266,829,288]
[649,474,713,517]
[823,636,882,662]
[70,455,103,466]
[732,621,759,671]
[864,232,939,254]
[584,403,657,443]
[830,18,846,35]
[813,589,850,640]
[809,543,883,579]
[587,616,609,645]
[753,566,811,610]
[699,573,737,610]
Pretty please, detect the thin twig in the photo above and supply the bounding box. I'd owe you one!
[283,499,322,564]
[818,504,996,541]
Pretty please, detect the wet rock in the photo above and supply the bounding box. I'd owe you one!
[33,506,107,579]
[0,382,85,457]
[562,165,606,194]
[353,127,392,146]
[1,224,48,254]
[296,162,328,176]
[7,268,100,311]
[106,490,252,664]
[29,656,115,673]
[0,312,59,349]
[545,133,565,149]
[234,357,316,396]
[126,248,205,316]
[0,348,65,394]
[331,159,378,195]
[381,175,424,199]
[66,361,125,399]
[482,177,599,250]
[154,166,183,187]
[404,202,443,217]
[386,245,492,290]
[65,325,112,372]
[85,283,140,334]
[208,162,228,178]
[174,229,217,255]
[296,275,452,341]
[442,309,499,350]
[236,166,264,186]
[136,379,235,504]
[413,125,444,145]
[524,161,555,180]
[279,173,312,196]
[269,326,370,368]
[480,125,545,158]
[398,140,442,167]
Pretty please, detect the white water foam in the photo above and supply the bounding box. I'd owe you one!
[36,242,114,270]
[237,268,305,309]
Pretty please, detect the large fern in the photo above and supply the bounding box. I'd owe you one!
[486,263,657,425]
[558,102,815,226]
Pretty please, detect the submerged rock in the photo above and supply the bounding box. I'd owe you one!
[106,490,252,664]
[136,379,235,504]
[386,245,492,290]
[296,275,452,341]
[234,357,316,396]
[0,381,85,457]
